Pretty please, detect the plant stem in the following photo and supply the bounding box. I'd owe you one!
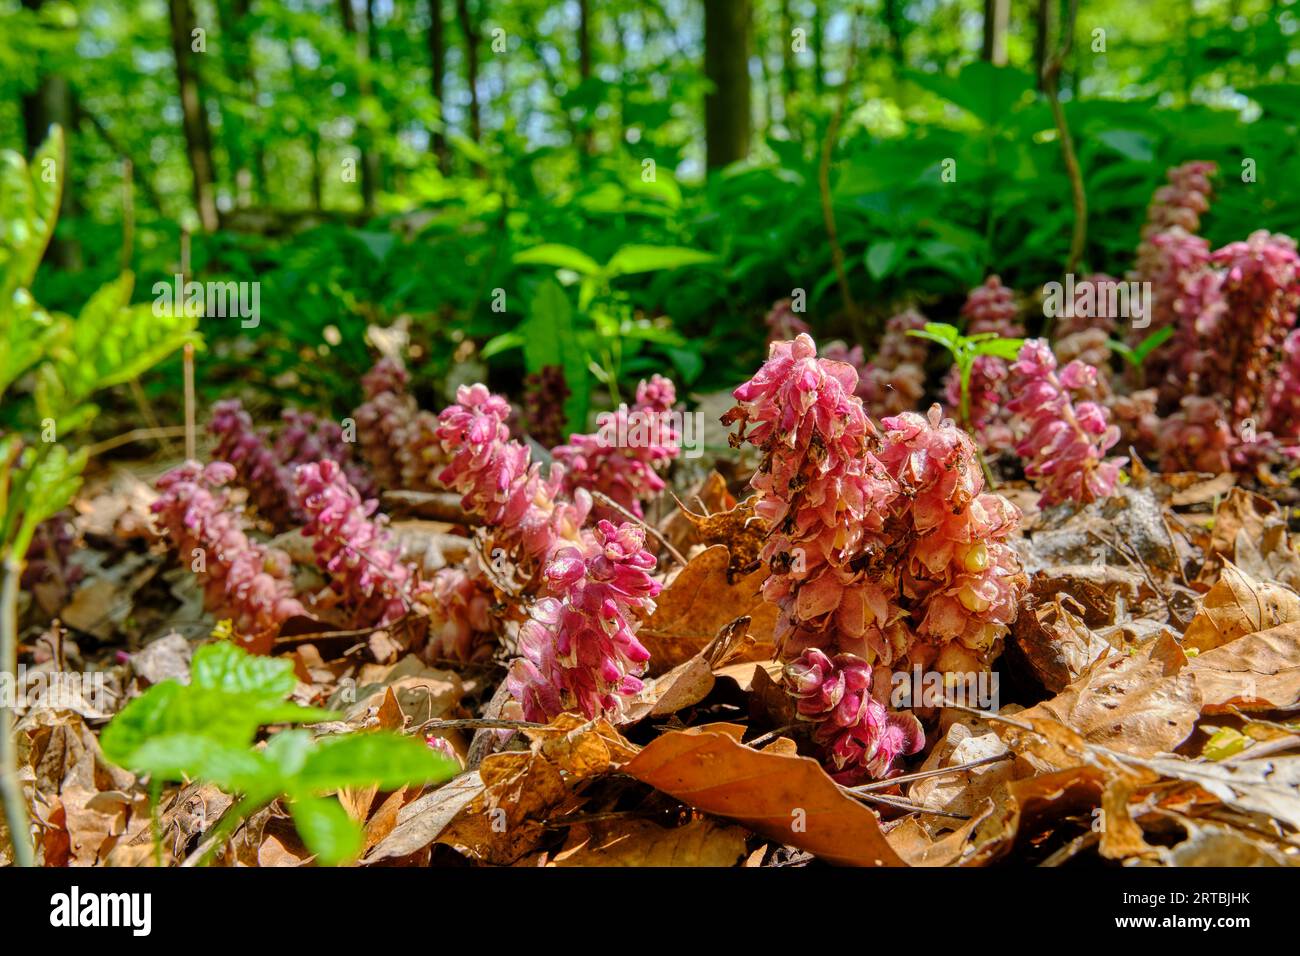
[0,556,34,866]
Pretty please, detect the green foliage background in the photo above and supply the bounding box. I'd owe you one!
[2,0,1297,424]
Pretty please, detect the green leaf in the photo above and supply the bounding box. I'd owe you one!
[524,278,589,433]
[295,732,458,793]
[513,243,602,276]
[191,642,298,699]
[974,337,1025,361]
[865,240,905,281]
[289,796,364,866]
[604,245,717,277]
[1131,326,1174,363]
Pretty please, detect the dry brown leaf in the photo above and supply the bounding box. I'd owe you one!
[363,772,484,864]
[550,817,748,867]
[1184,622,1300,713]
[1020,632,1200,756]
[1183,561,1300,652]
[620,655,716,724]
[659,470,736,555]
[1208,488,1277,562]
[966,766,1108,866]
[886,798,994,866]
[1009,595,1118,694]
[623,723,905,867]
[638,545,778,673]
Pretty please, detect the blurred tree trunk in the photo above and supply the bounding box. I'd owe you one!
[456,0,482,147]
[779,0,794,118]
[427,0,449,172]
[982,0,1009,66]
[703,0,751,170]
[167,0,220,231]
[1034,0,1049,89]
[339,0,378,214]
[883,0,906,67]
[811,0,824,94]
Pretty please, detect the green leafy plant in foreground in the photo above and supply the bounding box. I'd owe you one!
[101,641,457,866]
[0,126,200,866]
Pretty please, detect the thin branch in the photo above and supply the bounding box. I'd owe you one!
[850,751,1014,793]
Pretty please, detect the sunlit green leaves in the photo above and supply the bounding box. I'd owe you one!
[100,642,457,866]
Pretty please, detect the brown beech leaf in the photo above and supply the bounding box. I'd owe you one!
[1207,488,1277,562]
[1009,594,1117,694]
[363,772,483,864]
[1020,632,1200,756]
[1185,622,1300,713]
[966,766,1107,866]
[619,655,716,724]
[549,817,748,867]
[638,545,778,673]
[623,723,905,867]
[886,798,994,867]
[659,470,735,555]
[1183,561,1300,652]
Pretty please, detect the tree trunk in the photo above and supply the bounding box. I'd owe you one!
[168,0,220,231]
[883,0,906,67]
[983,0,1009,66]
[779,0,794,117]
[811,0,824,94]
[427,0,449,172]
[339,0,378,214]
[1034,0,1050,89]
[703,0,751,170]
[456,0,482,146]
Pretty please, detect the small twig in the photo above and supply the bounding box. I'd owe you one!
[1039,829,1099,867]
[591,490,686,568]
[747,723,804,749]
[850,752,1014,793]
[940,699,1035,731]
[415,717,547,734]
[839,786,971,820]
[84,425,190,459]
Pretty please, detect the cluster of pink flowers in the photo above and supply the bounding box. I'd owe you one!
[1267,331,1300,455]
[209,399,302,527]
[764,297,812,342]
[1006,340,1126,506]
[294,460,417,627]
[553,375,680,519]
[421,566,495,663]
[726,334,1024,779]
[1140,160,1216,241]
[785,649,924,783]
[436,383,591,573]
[1196,231,1300,421]
[151,461,305,645]
[506,520,659,721]
[875,406,1023,672]
[209,399,374,527]
[352,358,443,492]
[275,408,374,498]
[822,320,927,421]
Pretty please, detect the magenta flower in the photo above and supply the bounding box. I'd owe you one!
[1006,340,1126,506]
[152,461,305,647]
[783,648,923,782]
[436,383,591,571]
[554,374,680,519]
[353,358,444,492]
[209,399,301,527]
[765,297,812,342]
[294,460,415,627]
[506,520,660,721]
[422,566,495,663]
